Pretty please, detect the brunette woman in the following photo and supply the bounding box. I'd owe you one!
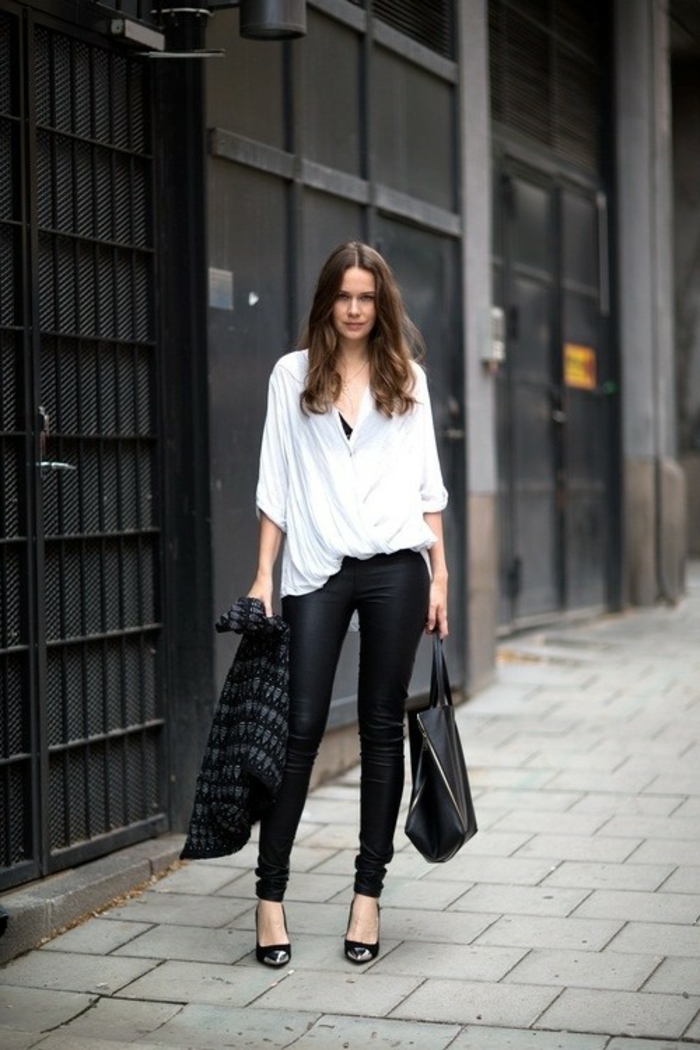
[248,241,448,966]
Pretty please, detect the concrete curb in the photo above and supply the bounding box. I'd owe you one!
[0,833,183,965]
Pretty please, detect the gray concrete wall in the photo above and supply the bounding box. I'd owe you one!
[459,0,498,690]
[673,59,700,554]
[614,0,686,602]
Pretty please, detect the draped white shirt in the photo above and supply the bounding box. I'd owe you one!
[256,349,448,598]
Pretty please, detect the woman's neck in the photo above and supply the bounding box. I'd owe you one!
[337,339,369,364]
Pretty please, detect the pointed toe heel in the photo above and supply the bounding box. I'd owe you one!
[344,899,380,964]
[255,903,291,968]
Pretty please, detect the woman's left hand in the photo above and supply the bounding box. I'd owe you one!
[425,575,449,638]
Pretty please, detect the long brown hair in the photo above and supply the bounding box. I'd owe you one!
[300,241,424,417]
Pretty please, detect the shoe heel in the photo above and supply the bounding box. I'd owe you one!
[256,903,291,967]
[344,898,380,964]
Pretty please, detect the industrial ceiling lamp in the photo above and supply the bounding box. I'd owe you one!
[239,0,306,39]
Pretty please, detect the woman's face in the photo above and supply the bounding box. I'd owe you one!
[332,266,377,349]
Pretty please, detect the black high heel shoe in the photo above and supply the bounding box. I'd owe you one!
[344,898,380,964]
[255,902,291,967]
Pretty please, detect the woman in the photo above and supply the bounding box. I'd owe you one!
[248,241,448,966]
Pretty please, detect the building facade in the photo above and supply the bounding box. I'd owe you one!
[0,0,692,892]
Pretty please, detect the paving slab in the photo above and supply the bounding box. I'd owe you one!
[683,1010,700,1042]
[0,986,95,1033]
[605,1041,698,1050]
[0,1032,45,1050]
[572,888,700,924]
[370,940,528,981]
[515,834,642,864]
[608,921,700,956]
[374,876,468,911]
[292,1014,461,1049]
[389,977,560,1027]
[540,862,675,892]
[502,948,661,990]
[448,1028,608,1050]
[112,922,256,965]
[102,891,251,928]
[545,781,662,806]
[673,797,700,819]
[492,809,609,836]
[34,1039,166,1050]
[38,918,153,955]
[641,954,700,995]
[115,958,289,1006]
[626,838,700,866]
[251,968,422,1017]
[450,883,590,918]
[140,1003,315,1049]
[41,997,181,1042]
[474,915,623,952]
[423,854,558,887]
[0,950,158,994]
[597,815,700,840]
[534,987,700,1039]
[644,773,700,796]
[567,793,683,816]
[472,789,582,813]
[659,865,700,893]
[151,863,244,896]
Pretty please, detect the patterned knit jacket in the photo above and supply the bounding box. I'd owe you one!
[180,597,290,859]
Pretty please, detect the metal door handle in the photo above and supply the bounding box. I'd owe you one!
[443,427,466,441]
[38,461,78,475]
[552,410,566,424]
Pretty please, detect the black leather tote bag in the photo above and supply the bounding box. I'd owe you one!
[405,634,477,862]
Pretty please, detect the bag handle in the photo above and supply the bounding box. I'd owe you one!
[430,632,453,710]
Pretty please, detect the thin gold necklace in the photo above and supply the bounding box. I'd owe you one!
[340,359,369,388]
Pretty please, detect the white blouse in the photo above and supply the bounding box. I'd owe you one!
[256,349,448,598]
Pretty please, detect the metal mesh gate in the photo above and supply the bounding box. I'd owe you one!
[0,9,165,891]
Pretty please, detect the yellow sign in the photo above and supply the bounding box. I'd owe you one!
[564,343,597,390]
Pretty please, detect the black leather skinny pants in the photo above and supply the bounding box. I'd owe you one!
[256,550,430,901]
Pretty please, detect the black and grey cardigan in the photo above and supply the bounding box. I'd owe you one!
[180,597,290,859]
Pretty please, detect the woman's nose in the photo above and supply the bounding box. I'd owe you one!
[348,297,361,314]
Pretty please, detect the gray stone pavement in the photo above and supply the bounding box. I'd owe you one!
[2,566,700,1049]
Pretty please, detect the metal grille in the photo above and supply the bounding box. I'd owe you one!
[372,0,455,60]
[0,9,33,882]
[34,22,162,870]
[489,0,604,172]
[0,12,163,889]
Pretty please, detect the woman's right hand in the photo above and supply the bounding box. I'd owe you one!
[247,574,274,618]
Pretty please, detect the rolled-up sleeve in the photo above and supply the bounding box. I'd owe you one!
[256,367,289,531]
[417,373,448,513]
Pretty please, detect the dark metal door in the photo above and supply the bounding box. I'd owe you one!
[0,8,165,891]
[560,187,611,609]
[495,164,609,627]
